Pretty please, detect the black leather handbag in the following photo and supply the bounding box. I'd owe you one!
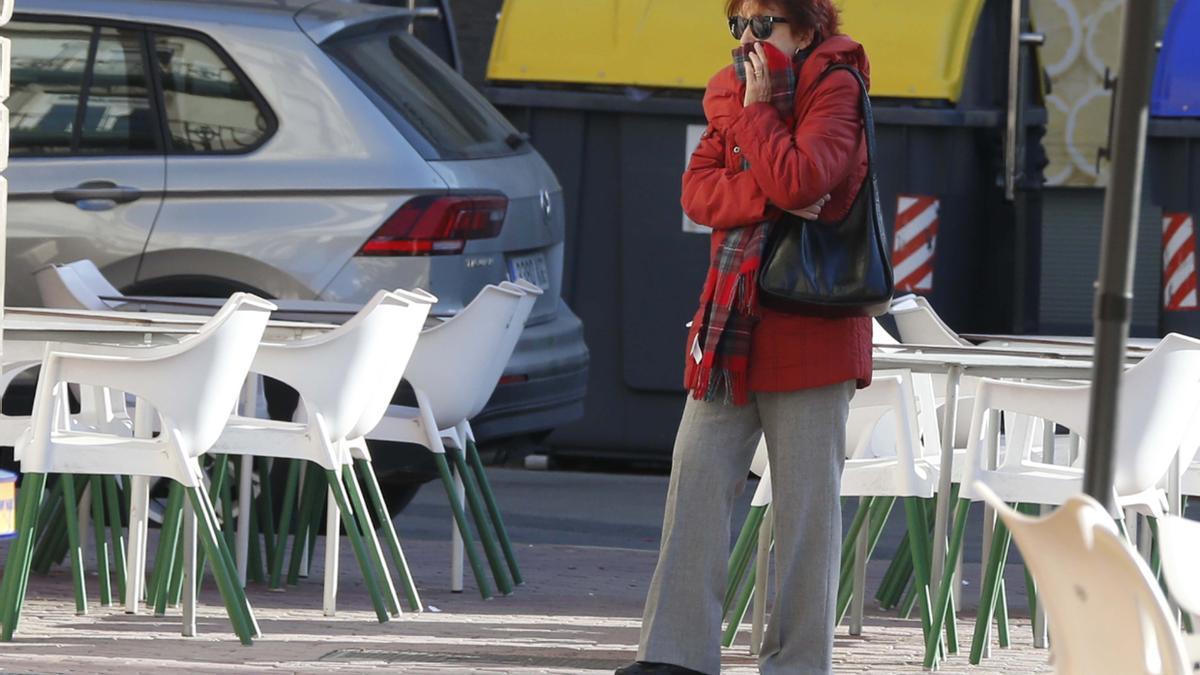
[757,64,894,318]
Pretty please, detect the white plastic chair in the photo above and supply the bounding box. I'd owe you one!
[924,333,1200,667]
[978,483,1189,675]
[368,282,533,597]
[34,263,115,311]
[0,293,276,644]
[204,289,431,623]
[1155,515,1200,665]
[726,363,944,651]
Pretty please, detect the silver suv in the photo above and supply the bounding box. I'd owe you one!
[2,0,588,444]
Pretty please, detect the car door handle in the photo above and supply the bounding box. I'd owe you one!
[53,180,143,206]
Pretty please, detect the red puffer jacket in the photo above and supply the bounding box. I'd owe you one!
[681,34,874,394]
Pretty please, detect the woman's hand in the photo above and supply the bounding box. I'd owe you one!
[785,194,831,220]
[743,42,771,107]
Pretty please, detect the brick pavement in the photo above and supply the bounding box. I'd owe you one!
[0,532,1052,674]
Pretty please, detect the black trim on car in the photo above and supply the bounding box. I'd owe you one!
[144,25,279,156]
[8,12,279,158]
[5,15,166,157]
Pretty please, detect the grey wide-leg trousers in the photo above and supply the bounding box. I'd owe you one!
[637,381,854,675]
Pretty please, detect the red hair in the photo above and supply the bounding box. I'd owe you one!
[724,0,842,42]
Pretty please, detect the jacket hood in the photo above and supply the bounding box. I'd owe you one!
[703,34,871,125]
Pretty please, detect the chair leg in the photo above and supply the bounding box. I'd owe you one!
[923,498,971,670]
[89,476,113,607]
[256,457,277,574]
[152,484,184,616]
[247,493,265,585]
[903,497,934,642]
[323,487,339,617]
[995,578,1011,649]
[447,446,511,595]
[723,549,760,648]
[849,497,869,636]
[342,463,402,616]
[723,504,766,622]
[837,496,895,627]
[288,463,324,587]
[60,474,88,617]
[322,469,390,623]
[356,458,422,612]
[0,472,47,640]
[183,485,255,645]
[194,481,261,639]
[466,439,523,585]
[181,497,197,637]
[125,475,150,613]
[433,453,493,600]
[236,455,253,587]
[750,504,774,654]
[30,480,65,575]
[969,508,1014,665]
[269,459,301,589]
[103,477,128,600]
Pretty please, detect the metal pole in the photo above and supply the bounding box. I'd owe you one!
[1083,1,1159,511]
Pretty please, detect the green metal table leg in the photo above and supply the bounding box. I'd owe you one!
[466,439,523,585]
[448,446,511,595]
[356,458,422,612]
[434,453,493,600]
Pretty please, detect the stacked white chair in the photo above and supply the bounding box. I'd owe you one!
[0,293,276,644]
[369,282,536,598]
[923,333,1200,668]
[191,289,431,623]
[980,484,1189,675]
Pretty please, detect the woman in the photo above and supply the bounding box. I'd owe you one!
[616,1,872,674]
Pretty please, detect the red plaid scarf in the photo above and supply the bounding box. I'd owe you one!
[687,43,800,405]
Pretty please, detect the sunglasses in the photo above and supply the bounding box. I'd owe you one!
[728,15,789,40]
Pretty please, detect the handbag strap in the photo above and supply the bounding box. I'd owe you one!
[821,64,890,263]
[820,65,877,182]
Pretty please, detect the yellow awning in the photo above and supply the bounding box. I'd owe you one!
[487,0,986,101]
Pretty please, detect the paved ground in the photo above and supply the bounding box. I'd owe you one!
[0,468,1054,674]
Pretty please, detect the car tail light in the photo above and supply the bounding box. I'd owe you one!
[358,194,508,256]
[498,374,529,385]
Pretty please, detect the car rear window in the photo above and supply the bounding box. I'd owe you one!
[323,20,523,160]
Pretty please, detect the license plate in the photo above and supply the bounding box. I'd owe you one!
[506,251,551,291]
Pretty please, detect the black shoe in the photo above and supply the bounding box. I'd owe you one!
[614,662,709,675]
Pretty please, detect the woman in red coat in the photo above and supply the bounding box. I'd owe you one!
[616,2,872,674]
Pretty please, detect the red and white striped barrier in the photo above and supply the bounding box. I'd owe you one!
[893,195,939,293]
[1163,212,1198,311]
